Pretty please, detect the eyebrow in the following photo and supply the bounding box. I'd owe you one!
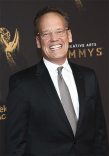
[41,28,64,33]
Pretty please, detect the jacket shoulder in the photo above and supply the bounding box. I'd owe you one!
[10,64,37,79]
[8,64,38,91]
[69,61,95,74]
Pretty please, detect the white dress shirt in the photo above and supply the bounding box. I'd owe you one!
[43,58,79,119]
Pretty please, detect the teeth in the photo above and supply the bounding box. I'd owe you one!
[50,45,62,50]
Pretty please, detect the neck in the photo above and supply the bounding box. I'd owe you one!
[43,57,67,65]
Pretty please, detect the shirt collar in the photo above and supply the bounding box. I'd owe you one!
[43,57,72,74]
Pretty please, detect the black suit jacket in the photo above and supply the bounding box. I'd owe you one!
[6,59,109,156]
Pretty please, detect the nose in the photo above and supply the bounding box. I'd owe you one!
[50,32,58,41]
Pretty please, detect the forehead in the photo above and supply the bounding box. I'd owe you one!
[37,12,66,31]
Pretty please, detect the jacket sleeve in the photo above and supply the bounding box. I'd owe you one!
[6,74,29,155]
[93,72,109,155]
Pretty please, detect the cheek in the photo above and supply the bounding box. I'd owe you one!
[41,43,50,55]
[64,39,69,48]
[63,36,69,44]
[42,41,50,50]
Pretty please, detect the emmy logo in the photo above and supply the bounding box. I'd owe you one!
[0,27,19,67]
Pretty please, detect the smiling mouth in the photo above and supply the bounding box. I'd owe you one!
[50,44,62,50]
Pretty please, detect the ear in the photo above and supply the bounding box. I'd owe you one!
[35,36,41,48]
[68,30,72,43]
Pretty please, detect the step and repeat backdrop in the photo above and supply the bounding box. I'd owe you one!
[0,0,108,155]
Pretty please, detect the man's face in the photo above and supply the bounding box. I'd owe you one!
[36,12,72,65]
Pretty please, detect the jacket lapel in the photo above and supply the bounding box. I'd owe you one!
[35,59,73,134]
[69,62,86,136]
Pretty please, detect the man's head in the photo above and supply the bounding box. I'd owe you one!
[34,6,72,65]
[34,6,69,35]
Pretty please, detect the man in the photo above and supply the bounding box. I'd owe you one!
[6,6,108,156]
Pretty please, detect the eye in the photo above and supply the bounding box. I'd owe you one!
[57,30,63,34]
[43,32,50,37]
[44,33,49,36]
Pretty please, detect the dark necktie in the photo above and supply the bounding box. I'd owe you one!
[57,66,77,135]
